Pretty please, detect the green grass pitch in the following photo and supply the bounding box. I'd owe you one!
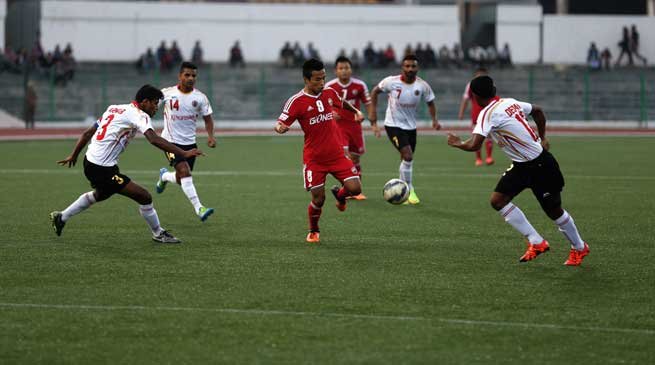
[1,135,654,363]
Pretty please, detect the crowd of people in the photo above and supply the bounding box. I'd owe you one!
[587,24,648,71]
[278,41,512,70]
[0,39,77,86]
[136,40,186,73]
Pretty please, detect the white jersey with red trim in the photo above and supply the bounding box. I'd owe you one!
[473,98,543,163]
[85,102,154,167]
[161,86,213,145]
[377,75,435,130]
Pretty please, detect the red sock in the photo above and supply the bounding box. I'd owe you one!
[475,150,482,160]
[308,202,322,232]
[337,187,350,201]
[485,139,493,157]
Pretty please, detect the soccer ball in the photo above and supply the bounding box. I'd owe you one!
[383,178,410,205]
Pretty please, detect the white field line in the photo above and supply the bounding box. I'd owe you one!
[0,168,654,181]
[0,302,652,336]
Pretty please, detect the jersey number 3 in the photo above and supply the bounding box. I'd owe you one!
[96,114,115,141]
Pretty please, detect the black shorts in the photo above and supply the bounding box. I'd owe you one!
[165,143,197,170]
[495,150,565,210]
[385,126,417,152]
[83,157,131,199]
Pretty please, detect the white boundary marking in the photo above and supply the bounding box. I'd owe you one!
[0,168,654,181]
[0,302,652,335]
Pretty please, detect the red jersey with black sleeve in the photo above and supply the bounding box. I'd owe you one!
[278,87,345,164]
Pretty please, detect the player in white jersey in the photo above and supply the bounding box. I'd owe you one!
[369,54,441,205]
[49,85,203,244]
[156,62,216,222]
[447,76,590,266]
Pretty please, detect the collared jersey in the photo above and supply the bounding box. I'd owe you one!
[473,98,543,162]
[277,87,344,164]
[377,75,435,130]
[161,86,213,145]
[86,102,153,166]
[325,77,371,124]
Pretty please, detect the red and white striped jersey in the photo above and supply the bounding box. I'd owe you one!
[86,102,153,167]
[473,98,543,163]
[325,77,371,124]
[161,86,213,145]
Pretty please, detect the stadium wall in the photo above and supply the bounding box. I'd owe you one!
[40,1,459,62]
[543,15,655,64]
[496,5,542,64]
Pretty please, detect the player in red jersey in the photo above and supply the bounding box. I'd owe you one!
[275,59,364,244]
[458,68,497,166]
[325,56,378,200]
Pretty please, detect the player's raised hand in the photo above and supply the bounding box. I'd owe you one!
[433,120,442,130]
[207,136,217,148]
[447,132,461,147]
[57,155,77,168]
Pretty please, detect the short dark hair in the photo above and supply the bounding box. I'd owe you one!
[402,54,419,63]
[179,61,197,73]
[135,84,164,102]
[475,67,488,74]
[334,56,352,68]
[303,58,325,79]
[470,75,496,98]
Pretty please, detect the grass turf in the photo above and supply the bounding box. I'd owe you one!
[1,135,654,364]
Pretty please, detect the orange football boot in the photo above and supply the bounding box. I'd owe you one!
[564,243,590,266]
[331,186,347,212]
[306,231,320,243]
[519,240,550,262]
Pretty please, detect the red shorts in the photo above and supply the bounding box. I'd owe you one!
[337,122,365,155]
[303,155,360,191]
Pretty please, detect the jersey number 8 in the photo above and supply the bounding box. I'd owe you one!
[316,100,324,113]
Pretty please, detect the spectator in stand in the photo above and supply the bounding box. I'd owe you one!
[438,44,451,68]
[56,48,76,86]
[25,81,37,129]
[137,48,156,74]
[229,40,245,68]
[601,47,612,70]
[30,39,44,68]
[425,44,437,68]
[192,40,203,65]
[486,45,498,67]
[630,24,647,66]
[587,42,601,71]
[170,41,183,66]
[363,42,376,67]
[615,26,633,67]
[452,43,464,68]
[156,41,170,71]
[403,44,413,59]
[383,44,396,67]
[279,41,294,68]
[52,44,62,64]
[468,44,486,67]
[307,42,320,60]
[292,42,304,66]
[498,43,512,68]
[350,49,361,70]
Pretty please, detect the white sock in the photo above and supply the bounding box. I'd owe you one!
[180,176,203,213]
[499,203,544,244]
[399,160,413,190]
[139,204,164,235]
[555,211,585,250]
[162,171,177,184]
[61,192,96,222]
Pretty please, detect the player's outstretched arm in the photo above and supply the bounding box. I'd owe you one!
[203,115,217,148]
[57,124,98,167]
[274,121,290,134]
[368,86,382,124]
[447,132,485,152]
[428,101,441,130]
[342,100,364,122]
[530,104,549,150]
[364,102,380,138]
[144,129,204,159]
